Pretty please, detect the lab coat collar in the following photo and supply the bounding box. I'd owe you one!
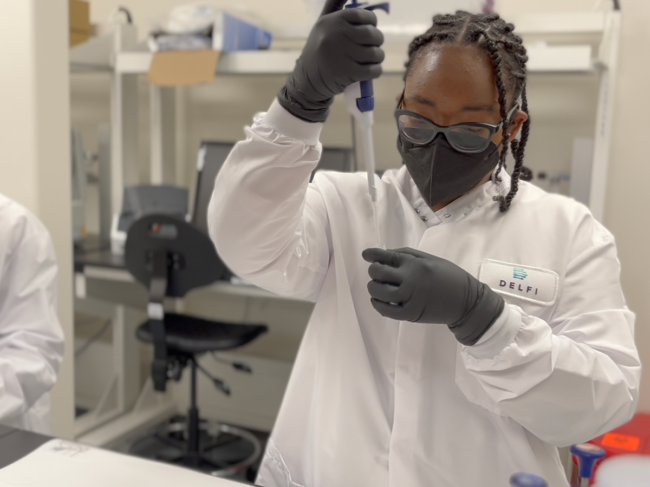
[394,166,511,227]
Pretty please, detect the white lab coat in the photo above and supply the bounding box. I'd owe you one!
[0,193,64,434]
[208,101,640,487]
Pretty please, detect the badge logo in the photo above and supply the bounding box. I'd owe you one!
[513,267,528,280]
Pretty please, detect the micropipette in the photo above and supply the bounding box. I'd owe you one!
[343,0,389,249]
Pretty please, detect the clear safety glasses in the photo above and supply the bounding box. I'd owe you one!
[395,104,519,154]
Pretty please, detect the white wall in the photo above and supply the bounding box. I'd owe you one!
[0,0,74,437]
[75,0,650,418]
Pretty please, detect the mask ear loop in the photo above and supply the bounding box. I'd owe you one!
[492,103,520,192]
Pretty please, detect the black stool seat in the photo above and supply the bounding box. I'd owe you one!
[137,313,267,354]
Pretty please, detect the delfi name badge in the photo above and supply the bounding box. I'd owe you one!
[478,259,559,306]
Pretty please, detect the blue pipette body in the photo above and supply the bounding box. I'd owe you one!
[344,1,390,115]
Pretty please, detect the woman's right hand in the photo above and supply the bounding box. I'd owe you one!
[278,0,385,123]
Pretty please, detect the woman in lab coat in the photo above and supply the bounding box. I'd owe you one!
[0,194,64,434]
[208,1,640,486]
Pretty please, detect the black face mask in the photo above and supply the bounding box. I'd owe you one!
[398,134,500,209]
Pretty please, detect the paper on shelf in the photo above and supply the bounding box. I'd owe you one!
[0,439,243,487]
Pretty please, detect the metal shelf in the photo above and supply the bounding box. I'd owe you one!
[116,49,403,75]
[70,33,114,73]
[115,44,594,77]
[110,11,607,78]
[511,11,607,35]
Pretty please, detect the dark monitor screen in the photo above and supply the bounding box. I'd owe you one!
[192,142,234,235]
[193,143,355,234]
[311,147,355,181]
[317,147,355,172]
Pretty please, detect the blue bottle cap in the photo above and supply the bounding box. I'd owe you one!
[571,443,607,479]
[509,473,548,487]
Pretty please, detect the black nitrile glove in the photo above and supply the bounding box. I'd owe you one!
[278,0,385,123]
[362,247,505,346]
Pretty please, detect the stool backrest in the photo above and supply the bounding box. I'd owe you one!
[124,214,225,298]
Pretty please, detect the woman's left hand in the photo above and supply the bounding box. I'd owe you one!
[362,247,505,345]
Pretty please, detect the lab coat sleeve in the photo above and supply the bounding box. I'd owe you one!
[0,213,64,424]
[459,217,640,447]
[208,99,331,301]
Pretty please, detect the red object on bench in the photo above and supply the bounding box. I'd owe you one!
[570,413,650,485]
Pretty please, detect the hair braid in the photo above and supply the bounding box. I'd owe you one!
[482,36,511,206]
[499,84,532,209]
[404,10,531,212]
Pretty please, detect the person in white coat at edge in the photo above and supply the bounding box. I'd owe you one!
[208,2,641,486]
[0,193,64,434]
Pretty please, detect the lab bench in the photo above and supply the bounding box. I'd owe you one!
[74,236,287,301]
[0,426,50,470]
[0,426,249,486]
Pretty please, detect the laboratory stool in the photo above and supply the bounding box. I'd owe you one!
[124,214,268,478]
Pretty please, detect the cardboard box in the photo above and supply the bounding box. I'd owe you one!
[148,11,272,87]
[148,50,221,87]
[69,0,91,47]
[70,0,91,33]
[70,30,91,47]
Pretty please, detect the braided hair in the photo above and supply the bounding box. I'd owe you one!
[405,11,532,212]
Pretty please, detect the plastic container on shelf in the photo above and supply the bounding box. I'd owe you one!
[148,3,272,54]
